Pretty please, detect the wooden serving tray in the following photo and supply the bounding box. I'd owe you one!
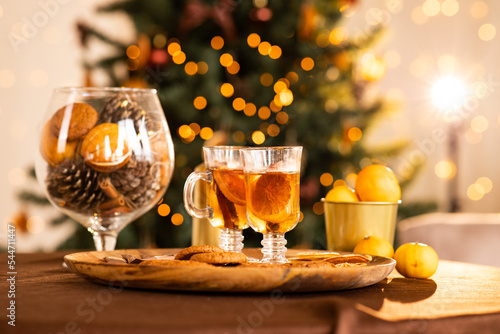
[64,248,395,293]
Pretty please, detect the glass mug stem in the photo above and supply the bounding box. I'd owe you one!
[219,228,244,253]
[261,233,288,263]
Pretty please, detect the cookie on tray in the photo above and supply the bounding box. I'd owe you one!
[174,245,224,260]
[189,251,248,265]
[139,259,212,267]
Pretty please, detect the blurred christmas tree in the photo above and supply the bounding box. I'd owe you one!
[76,0,424,249]
[17,0,435,250]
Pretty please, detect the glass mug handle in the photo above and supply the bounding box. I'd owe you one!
[183,171,214,219]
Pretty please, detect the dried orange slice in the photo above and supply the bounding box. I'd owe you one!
[213,169,246,206]
[248,172,294,223]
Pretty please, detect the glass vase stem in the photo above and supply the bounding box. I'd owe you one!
[93,231,118,251]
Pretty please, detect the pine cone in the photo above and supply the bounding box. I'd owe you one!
[108,156,161,208]
[46,158,105,212]
[99,94,155,133]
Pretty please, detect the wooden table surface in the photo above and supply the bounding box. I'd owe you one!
[1,250,500,334]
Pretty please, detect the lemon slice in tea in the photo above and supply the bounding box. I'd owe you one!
[213,169,246,206]
[248,172,294,223]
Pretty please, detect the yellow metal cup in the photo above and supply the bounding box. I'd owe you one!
[322,199,400,252]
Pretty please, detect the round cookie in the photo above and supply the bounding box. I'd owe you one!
[50,103,98,140]
[139,259,212,267]
[40,121,78,166]
[174,245,224,261]
[190,252,248,265]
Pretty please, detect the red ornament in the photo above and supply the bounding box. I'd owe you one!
[150,49,169,65]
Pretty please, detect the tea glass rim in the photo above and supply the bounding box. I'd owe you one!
[53,86,158,96]
[202,145,247,151]
[240,146,302,151]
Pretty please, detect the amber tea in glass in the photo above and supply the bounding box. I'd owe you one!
[208,168,248,230]
[245,171,300,234]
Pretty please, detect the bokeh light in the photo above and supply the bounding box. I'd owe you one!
[411,6,429,24]
[232,131,245,143]
[276,111,289,124]
[333,179,346,188]
[269,45,282,59]
[470,115,489,133]
[167,42,181,56]
[260,73,273,86]
[258,41,271,55]
[126,45,140,59]
[434,160,456,179]
[220,53,234,67]
[185,62,198,75]
[211,36,224,50]
[193,96,207,110]
[258,106,271,120]
[476,176,493,193]
[312,202,324,215]
[347,127,362,141]
[247,33,261,48]
[233,97,246,111]
[267,124,280,137]
[189,123,201,135]
[196,62,208,74]
[441,0,459,17]
[172,51,186,64]
[286,72,299,84]
[422,0,440,16]
[470,1,488,19]
[252,131,265,145]
[244,103,257,117]
[26,216,46,234]
[157,204,171,216]
[465,128,482,144]
[467,183,484,201]
[200,127,214,140]
[301,57,315,71]
[478,23,496,41]
[320,173,334,187]
[220,83,234,97]
[329,27,347,45]
[316,33,330,47]
[153,34,167,48]
[171,213,184,225]
[227,61,240,74]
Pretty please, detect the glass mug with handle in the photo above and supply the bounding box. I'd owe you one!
[241,146,302,263]
[184,146,248,252]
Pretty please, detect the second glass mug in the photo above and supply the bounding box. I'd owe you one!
[242,146,302,263]
[184,146,249,252]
